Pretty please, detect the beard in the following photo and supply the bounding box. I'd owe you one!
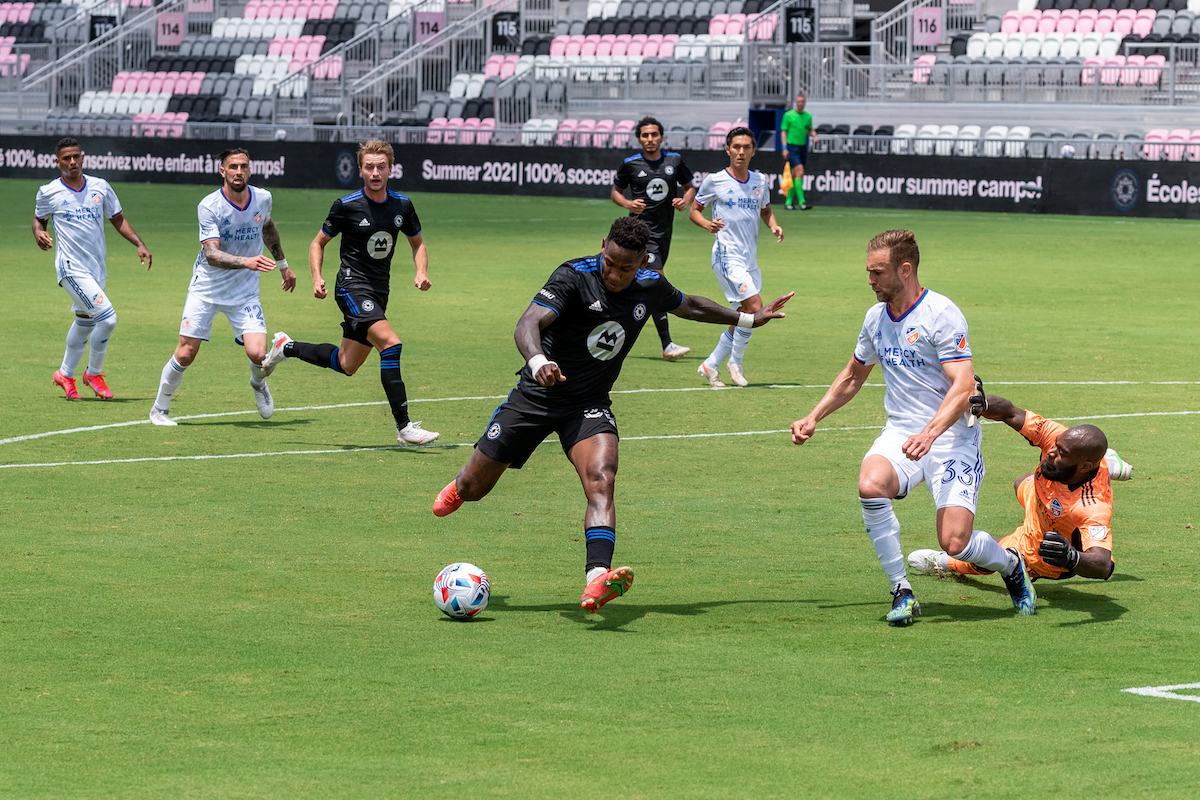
[1040,457,1078,483]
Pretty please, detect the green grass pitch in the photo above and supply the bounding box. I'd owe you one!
[2,177,1198,798]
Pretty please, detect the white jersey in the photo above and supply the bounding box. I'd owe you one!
[34,175,122,283]
[853,288,974,437]
[189,186,272,304]
[695,168,770,268]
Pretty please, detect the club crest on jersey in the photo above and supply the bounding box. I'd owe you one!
[394,214,404,227]
[90,191,103,205]
[94,293,105,305]
[646,178,669,202]
[368,231,395,260]
[486,422,502,440]
[955,332,968,350]
[633,303,647,321]
[586,321,626,361]
[647,253,656,264]
[254,213,262,223]
[904,326,919,344]
[665,165,674,175]
[362,300,375,312]
[1050,498,1063,517]
[738,282,750,294]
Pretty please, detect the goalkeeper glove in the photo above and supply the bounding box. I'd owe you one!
[968,375,987,418]
[1038,532,1081,570]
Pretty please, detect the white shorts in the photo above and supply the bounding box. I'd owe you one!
[179,292,267,341]
[863,425,985,512]
[60,274,113,319]
[711,250,761,303]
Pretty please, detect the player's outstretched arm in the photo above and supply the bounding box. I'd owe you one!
[1039,533,1114,580]
[902,359,976,460]
[760,206,783,242]
[407,233,430,291]
[791,359,873,445]
[673,291,793,327]
[976,393,1027,431]
[32,216,53,250]
[308,231,332,299]
[203,240,274,272]
[514,303,566,386]
[262,219,295,292]
[689,201,723,233]
[109,213,152,269]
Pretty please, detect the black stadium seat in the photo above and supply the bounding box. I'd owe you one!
[584,18,601,35]
[1093,0,1112,10]
[1037,0,1055,8]
[615,18,632,35]
[631,18,647,34]
[599,18,617,34]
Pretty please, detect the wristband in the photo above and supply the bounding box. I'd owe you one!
[275,258,289,271]
[736,312,754,329]
[528,354,552,374]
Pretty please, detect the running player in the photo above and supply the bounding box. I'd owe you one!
[432,217,793,613]
[611,116,696,361]
[149,147,295,426]
[790,229,1036,626]
[689,126,784,388]
[261,139,438,445]
[34,137,152,401]
[909,391,1133,583]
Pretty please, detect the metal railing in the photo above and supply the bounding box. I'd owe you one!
[345,0,518,125]
[872,0,982,65]
[808,131,1168,160]
[792,41,881,100]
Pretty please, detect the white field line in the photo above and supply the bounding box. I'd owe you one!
[2,409,1198,471]
[1122,683,1200,704]
[3,380,1198,447]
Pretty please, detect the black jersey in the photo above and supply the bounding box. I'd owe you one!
[517,255,684,406]
[612,151,694,245]
[321,188,422,294]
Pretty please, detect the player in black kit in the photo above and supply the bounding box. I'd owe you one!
[611,117,696,362]
[433,217,793,612]
[261,139,439,444]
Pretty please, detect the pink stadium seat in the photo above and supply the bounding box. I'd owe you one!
[1186,130,1200,161]
[16,2,30,23]
[499,60,515,78]
[1038,15,1058,34]
[707,121,732,150]
[641,39,658,56]
[613,118,635,147]
[135,73,152,93]
[1113,16,1133,36]
[1142,128,1167,160]
[1056,13,1077,34]
[591,119,615,148]
[596,39,612,56]
[267,4,284,18]
[169,112,188,138]
[550,35,568,56]
[581,38,598,56]
[1132,17,1153,37]
[1081,55,1102,84]
[612,40,627,56]
[1001,12,1020,34]
[627,39,643,56]
[911,53,935,83]
[1019,13,1039,34]
[709,13,728,35]
[1165,128,1189,161]
[1094,16,1113,35]
[484,59,501,77]
[187,73,203,93]
[658,40,674,58]
[476,117,496,145]
[131,112,149,137]
[1141,54,1164,85]
[574,118,596,147]
[460,117,481,145]
[427,117,448,145]
[149,74,165,94]
[1120,54,1144,85]
[245,0,262,17]
[1100,55,1124,85]
[442,117,464,145]
[111,71,130,93]
[555,118,579,146]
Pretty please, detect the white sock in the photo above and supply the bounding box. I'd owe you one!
[86,308,117,376]
[861,497,906,586]
[586,565,607,584]
[705,329,735,369]
[155,356,186,411]
[729,327,752,365]
[60,318,93,378]
[952,529,1017,576]
[249,359,266,387]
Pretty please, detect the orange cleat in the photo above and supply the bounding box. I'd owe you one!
[581,566,634,613]
[81,372,113,400]
[52,370,81,400]
[433,480,464,517]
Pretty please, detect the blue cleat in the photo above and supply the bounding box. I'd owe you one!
[1002,548,1037,615]
[886,586,921,626]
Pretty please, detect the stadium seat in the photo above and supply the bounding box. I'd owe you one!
[890,123,916,154]
[983,125,1008,156]
[1164,126,1190,159]
[956,124,982,156]
[913,123,939,154]
[967,32,988,57]
[1005,125,1031,157]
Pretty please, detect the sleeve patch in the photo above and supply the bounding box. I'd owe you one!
[1088,525,1110,541]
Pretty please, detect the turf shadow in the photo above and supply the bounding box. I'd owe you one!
[919,576,1129,625]
[490,595,821,631]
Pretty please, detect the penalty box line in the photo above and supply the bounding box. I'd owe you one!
[2,409,1199,471]
[3,379,1199,448]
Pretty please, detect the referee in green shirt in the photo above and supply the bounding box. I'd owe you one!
[780,93,818,210]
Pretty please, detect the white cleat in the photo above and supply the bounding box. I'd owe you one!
[698,361,725,388]
[261,331,292,377]
[662,342,691,361]
[149,406,178,427]
[908,548,952,577]
[726,360,748,387]
[398,420,439,444]
[252,380,274,419]
[1105,448,1134,481]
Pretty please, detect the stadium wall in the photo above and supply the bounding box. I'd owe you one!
[0,136,1184,218]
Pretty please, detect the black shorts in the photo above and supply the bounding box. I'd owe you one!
[646,236,672,270]
[334,285,388,345]
[787,146,809,169]
[475,386,619,469]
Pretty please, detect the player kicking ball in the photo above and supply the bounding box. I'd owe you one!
[909,389,1132,585]
[150,148,295,425]
[432,217,793,612]
[791,229,1035,626]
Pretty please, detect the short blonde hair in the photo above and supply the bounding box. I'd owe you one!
[357,139,394,167]
[867,229,920,272]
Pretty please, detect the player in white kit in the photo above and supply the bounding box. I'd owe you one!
[688,126,783,388]
[33,137,153,401]
[150,148,295,426]
[790,230,1036,625]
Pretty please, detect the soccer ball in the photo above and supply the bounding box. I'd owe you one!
[433,562,490,619]
[1061,144,1076,159]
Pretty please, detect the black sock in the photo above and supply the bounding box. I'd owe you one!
[285,341,346,374]
[585,526,616,573]
[653,312,672,349]
[379,344,409,428]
